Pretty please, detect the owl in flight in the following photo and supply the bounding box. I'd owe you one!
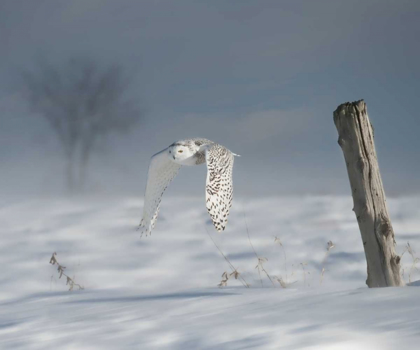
[139,138,238,236]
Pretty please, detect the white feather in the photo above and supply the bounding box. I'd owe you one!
[139,147,181,236]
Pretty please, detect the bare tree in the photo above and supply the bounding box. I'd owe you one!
[22,58,141,192]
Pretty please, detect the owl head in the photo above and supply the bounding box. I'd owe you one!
[168,141,196,164]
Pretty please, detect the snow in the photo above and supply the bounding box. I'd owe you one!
[1,195,420,349]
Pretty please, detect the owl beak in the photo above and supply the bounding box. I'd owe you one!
[173,155,175,160]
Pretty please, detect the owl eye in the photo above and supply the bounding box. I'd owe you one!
[178,150,183,153]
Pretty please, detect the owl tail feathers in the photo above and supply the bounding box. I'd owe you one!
[137,218,153,237]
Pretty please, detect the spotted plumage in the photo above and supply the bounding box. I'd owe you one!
[205,144,234,232]
[139,138,238,236]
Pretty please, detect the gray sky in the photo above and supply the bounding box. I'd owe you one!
[1,0,419,197]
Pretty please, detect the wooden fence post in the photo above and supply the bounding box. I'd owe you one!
[333,100,404,287]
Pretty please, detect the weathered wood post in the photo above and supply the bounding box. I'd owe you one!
[333,100,404,287]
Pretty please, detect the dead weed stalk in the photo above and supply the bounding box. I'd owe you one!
[243,212,275,287]
[205,227,249,288]
[49,252,84,291]
[274,236,288,283]
[320,241,335,285]
[400,242,419,284]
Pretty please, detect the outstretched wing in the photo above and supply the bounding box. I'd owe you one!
[139,148,181,236]
[205,144,235,232]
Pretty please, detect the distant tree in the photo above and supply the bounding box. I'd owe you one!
[22,58,142,192]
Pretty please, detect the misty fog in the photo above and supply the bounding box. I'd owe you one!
[1,0,419,197]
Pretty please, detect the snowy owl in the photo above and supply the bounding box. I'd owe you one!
[139,138,238,236]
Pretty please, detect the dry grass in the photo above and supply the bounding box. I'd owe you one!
[255,257,275,287]
[208,214,337,289]
[49,252,84,291]
[205,227,249,288]
[400,242,419,284]
[218,270,241,287]
[274,236,288,282]
[242,212,275,287]
[300,262,310,287]
[320,241,335,285]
